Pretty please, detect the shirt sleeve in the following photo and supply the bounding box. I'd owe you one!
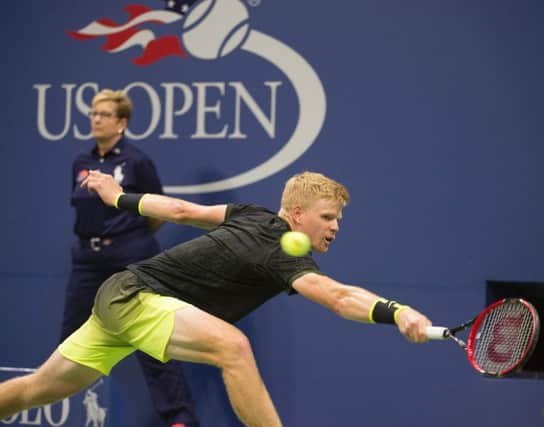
[135,157,164,195]
[225,203,256,220]
[268,251,321,295]
[71,161,77,191]
[70,155,84,206]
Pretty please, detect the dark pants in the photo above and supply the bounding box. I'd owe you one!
[61,253,200,427]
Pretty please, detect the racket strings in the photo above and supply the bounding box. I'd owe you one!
[471,303,534,375]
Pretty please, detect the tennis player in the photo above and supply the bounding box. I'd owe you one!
[0,171,432,427]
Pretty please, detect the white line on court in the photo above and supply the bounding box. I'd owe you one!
[0,367,36,373]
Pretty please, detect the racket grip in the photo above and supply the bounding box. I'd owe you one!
[425,326,449,340]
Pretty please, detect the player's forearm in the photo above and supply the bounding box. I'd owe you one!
[137,194,193,224]
[294,274,384,322]
[120,193,224,229]
[295,274,429,341]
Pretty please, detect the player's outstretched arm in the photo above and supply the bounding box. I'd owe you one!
[291,273,431,343]
[81,170,227,229]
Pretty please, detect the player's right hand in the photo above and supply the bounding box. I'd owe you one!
[396,307,432,343]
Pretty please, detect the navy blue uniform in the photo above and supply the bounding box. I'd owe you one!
[61,138,199,427]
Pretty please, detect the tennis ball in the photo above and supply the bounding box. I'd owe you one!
[280,231,311,257]
[181,0,250,59]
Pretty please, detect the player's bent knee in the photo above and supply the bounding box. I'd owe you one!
[218,333,254,370]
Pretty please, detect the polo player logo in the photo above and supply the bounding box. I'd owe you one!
[83,379,107,427]
[113,162,126,184]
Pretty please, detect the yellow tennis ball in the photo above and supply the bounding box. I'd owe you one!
[280,231,311,257]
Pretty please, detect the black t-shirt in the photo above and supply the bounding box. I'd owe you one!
[127,204,320,322]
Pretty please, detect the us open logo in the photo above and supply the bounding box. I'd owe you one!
[37,0,326,194]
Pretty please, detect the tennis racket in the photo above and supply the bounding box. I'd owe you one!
[426,298,540,377]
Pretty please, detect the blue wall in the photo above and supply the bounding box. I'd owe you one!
[1,1,543,426]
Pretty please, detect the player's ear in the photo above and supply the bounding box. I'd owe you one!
[292,205,303,224]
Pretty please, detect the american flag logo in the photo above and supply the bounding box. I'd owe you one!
[68,1,197,66]
[76,169,89,183]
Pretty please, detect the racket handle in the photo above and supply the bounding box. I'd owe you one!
[425,326,449,340]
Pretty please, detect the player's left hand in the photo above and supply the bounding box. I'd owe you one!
[80,170,123,206]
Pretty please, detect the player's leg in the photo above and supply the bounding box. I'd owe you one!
[93,273,280,427]
[0,350,102,419]
[165,307,282,427]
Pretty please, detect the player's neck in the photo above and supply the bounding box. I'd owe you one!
[278,210,295,230]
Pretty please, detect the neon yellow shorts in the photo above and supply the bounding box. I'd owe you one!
[58,271,190,375]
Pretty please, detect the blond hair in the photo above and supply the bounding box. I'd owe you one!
[92,89,132,121]
[280,171,350,213]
